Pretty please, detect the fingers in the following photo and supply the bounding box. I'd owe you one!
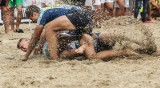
[22,58,28,61]
[33,48,42,55]
[33,49,38,55]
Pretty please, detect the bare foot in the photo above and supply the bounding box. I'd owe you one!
[75,45,86,54]
[144,21,154,24]
[125,49,139,56]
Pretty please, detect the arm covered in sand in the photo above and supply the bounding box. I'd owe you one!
[34,31,46,54]
[23,25,44,61]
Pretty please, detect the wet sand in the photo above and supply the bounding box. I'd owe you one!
[0,17,160,88]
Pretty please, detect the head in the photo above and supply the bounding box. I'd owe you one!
[25,5,40,22]
[17,38,30,52]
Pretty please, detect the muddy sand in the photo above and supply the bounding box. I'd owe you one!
[0,17,160,88]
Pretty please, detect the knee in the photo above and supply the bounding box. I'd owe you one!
[45,24,54,31]
[120,4,125,9]
[45,26,56,35]
[17,7,22,13]
[45,27,52,34]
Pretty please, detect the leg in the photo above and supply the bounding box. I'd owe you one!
[96,49,138,60]
[134,0,142,19]
[45,16,76,60]
[113,2,120,17]
[81,34,96,59]
[93,0,102,28]
[141,0,149,22]
[60,49,83,59]
[1,6,10,33]
[105,2,114,16]
[147,3,152,21]
[116,0,125,16]
[94,5,102,28]
[116,8,122,17]
[8,0,15,32]
[10,8,15,32]
[15,6,22,30]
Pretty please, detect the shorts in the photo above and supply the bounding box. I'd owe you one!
[114,0,130,8]
[125,0,129,8]
[101,0,106,3]
[66,40,80,50]
[114,2,119,8]
[85,0,92,6]
[0,0,6,6]
[94,33,113,52]
[66,10,93,35]
[105,0,114,3]
[9,0,23,8]
[94,0,101,5]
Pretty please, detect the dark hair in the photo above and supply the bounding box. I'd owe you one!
[17,38,26,49]
[25,5,40,18]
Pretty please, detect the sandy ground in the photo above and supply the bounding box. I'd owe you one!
[1,17,160,88]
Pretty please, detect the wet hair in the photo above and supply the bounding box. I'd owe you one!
[25,5,40,18]
[17,38,26,49]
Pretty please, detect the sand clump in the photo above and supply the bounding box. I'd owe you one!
[100,18,157,55]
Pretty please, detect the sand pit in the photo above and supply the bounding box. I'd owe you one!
[1,17,160,88]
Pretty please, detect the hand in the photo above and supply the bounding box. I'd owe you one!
[22,58,28,61]
[4,5,10,11]
[33,45,42,55]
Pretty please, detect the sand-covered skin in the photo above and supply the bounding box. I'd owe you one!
[1,18,160,88]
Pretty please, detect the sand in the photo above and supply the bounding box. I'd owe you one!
[1,17,160,88]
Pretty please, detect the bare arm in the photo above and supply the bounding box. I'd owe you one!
[23,25,44,61]
[33,31,46,54]
[38,31,46,48]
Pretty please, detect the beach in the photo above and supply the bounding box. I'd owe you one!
[0,17,160,88]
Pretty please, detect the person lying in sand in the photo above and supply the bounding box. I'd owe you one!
[23,5,94,61]
[17,32,76,57]
[18,28,157,61]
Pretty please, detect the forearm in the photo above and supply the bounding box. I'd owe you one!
[24,25,44,60]
[25,37,38,59]
[38,31,46,48]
